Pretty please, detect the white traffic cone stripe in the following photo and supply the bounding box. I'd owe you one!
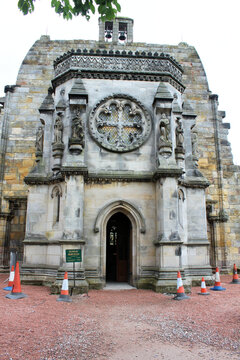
[177,277,183,289]
[201,281,206,289]
[9,271,15,282]
[62,279,68,291]
[215,271,220,282]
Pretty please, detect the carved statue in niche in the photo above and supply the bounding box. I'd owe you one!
[191,124,198,158]
[35,125,44,153]
[159,113,171,148]
[54,112,64,144]
[72,112,83,141]
[69,110,85,154]
[175,117,184,149]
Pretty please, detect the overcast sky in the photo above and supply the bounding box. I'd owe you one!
[1,0,240,163]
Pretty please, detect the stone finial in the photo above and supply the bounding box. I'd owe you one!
[182,100,196,118]
[39,87,55,113]
[69,78,88,104]
[172,93,182,113]
[154,82,173,101]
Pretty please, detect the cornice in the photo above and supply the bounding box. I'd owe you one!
[54,49,183,71]
[52,49,185,93]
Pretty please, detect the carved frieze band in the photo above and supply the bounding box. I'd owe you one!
[52,70,185,93]
[54,54,183,82]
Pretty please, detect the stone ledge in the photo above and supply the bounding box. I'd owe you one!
[154,168,183,179]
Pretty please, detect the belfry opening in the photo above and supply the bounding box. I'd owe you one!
[106,212,131,283]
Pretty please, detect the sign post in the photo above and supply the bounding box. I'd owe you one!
[66,249,82,291]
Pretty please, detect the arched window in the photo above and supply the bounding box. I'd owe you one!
[178,189,185,228]
[51,185,62,224]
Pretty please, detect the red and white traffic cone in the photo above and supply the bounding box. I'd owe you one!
[198,277,210,295]
[5,262,27,299]
[231,264,240,284]
[3,265,15,291]
[210,267,226,291]
[173,271,190,300]
[57,272,72,302]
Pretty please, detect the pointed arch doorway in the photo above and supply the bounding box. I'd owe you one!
[106,212,132,282]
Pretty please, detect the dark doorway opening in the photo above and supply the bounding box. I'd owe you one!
[106,212,131,282]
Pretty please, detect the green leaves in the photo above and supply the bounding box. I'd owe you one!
[18,0,121,20]
[18,0,35,15]
[96,0,121,20]
[51,0,74,19]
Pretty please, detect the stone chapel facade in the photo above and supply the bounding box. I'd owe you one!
[0,18,239,292]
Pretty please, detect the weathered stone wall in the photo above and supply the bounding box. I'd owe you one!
[0,34,239,270]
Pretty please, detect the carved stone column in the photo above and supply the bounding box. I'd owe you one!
[52,175,88,294]
[153,175,186,292]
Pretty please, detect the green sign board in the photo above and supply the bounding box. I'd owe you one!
[66,249,82,263]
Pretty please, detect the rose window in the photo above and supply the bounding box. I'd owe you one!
[89,96,152,152]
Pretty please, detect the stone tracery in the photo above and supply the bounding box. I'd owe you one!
[89,95,152,152]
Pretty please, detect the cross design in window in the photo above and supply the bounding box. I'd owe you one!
[96,100,143,151]
[89,96,152,153]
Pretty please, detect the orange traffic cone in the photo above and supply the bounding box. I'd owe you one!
[198,277,210,295]
[57,272,72,302]
[3,265,15,291]
[173,271,190,300]
[231,264,240,284]
[5,262,27,299]
[210,267,226,291]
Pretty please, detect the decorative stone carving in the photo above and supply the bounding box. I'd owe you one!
[172,93,182,113]
[35,125,44,160]
[158,113,172,157]
[52,112,64,171]
[54,53,183,82]
[175,118,184,148]
[159,114,170,144]
[72,114,83,139]
[52,50,185,93]
[51,185,63,199]
[53,113,64,144]
[89,95,152,153]
[69,110,85,154]
[178,189,185,228]
[191,124,199,165]
[175,117,185,162]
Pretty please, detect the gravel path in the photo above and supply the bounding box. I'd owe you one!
[0,274,240,359]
